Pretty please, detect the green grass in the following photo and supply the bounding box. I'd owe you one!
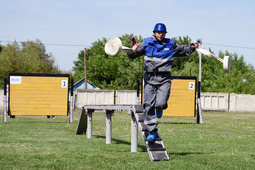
[0,111,255,169]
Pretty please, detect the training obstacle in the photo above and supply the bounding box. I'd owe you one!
[3,73,74,123]
[76,105,169,161]
[132,105,169,161]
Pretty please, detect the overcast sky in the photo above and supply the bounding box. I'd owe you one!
[1,0,255,71]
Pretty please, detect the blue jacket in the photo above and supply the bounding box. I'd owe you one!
[127,37,196,72]
[144,37,175,60]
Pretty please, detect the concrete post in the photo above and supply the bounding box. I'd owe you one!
[87,110,93,139]
[105,110,112,144]
[131,111,138,152]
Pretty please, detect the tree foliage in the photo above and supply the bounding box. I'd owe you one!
[72,34,255,94]
[0,39,60,88]
[73,34,144,90]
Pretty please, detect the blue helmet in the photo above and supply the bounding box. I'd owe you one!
[153,23,167,33]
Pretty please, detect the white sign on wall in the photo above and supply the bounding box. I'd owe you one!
[10,76,22,84]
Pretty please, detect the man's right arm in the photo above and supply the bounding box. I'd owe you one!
[126,42,145,59]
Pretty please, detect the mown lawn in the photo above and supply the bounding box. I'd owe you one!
[0,111,255,169]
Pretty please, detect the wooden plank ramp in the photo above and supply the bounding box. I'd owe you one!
[132,105,169,161]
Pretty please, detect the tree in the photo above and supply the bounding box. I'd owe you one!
[72,34,255,94]
[73,34,144,90]
[0,39,60,89]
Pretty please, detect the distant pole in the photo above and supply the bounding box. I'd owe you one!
[3,78,7,123]
[84,48,87,90]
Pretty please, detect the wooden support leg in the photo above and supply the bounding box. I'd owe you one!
[131,111,138,152]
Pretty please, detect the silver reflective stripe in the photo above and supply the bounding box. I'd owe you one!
[144,119,158,125]
[144,56,171,63]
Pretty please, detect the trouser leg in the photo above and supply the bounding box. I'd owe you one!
[155,80,171,110]
[143,77,171,132]
[143,83,158,132]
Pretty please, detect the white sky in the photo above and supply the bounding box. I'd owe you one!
[1,0,255,71]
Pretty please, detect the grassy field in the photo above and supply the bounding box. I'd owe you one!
[0,110,255,169]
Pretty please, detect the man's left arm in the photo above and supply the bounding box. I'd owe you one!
[172,41,198,57]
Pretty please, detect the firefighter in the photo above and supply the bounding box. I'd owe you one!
[127,23,199,142]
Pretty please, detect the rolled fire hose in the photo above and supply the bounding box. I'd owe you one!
[104,37,131,56]
[196,48,231,72]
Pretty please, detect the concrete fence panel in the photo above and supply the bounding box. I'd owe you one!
[200,93,229,111]
[74,90,114,109]
[229,93,255,112]
[115,90,140,105]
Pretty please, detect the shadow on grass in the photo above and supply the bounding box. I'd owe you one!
[95,135,147,152]
[159,122,196,125]
[5,117,69,124]
[6,121,69,124]
[169,151,208,157]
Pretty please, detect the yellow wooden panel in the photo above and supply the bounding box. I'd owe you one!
[9,74,69,116]
[142,77,196,117]
[164,79,196,117]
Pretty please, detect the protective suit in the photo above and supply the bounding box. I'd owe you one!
[127,23,196,139]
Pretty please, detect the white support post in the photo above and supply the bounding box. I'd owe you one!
[197,98,203,124]
[130,111,138,152]
[105,110,112,144]
[198,40,204,124]
[87,110,93,139]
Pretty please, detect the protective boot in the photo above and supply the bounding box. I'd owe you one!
[147,131,158,142]
[156,109,163,118]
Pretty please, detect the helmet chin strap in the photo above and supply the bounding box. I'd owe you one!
[152,33,159,41]
[152,33,164,42]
